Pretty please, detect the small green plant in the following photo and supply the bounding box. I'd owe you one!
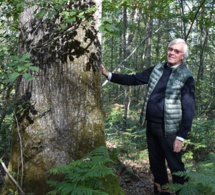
[166,154,215,195]
[105,104,146,155]
[189,118,215,161]
[47,146,117,195]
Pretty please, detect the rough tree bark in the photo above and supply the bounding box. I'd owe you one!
[2,0,107,194]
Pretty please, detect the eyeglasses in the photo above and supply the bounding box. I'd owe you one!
[167,47,183,54]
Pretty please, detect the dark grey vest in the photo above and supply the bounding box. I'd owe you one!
[140,62,193,135]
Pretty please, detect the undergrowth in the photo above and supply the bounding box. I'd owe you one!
[166,153,215,195]
[47,146,122,195]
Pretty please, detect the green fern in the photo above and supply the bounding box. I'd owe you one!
[178,185,199,195]
[166,154,215,195]
[47,146,115,195]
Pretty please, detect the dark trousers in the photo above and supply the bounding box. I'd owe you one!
[146,121,186,193]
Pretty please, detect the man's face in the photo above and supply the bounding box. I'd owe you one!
[167,43,185,66]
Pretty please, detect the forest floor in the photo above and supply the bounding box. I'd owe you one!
[107,142,154,195]
[115,156,154,195]
[107,141,175,195]
[0,143,175,195]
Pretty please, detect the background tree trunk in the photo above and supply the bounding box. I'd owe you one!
[2,1,105,194]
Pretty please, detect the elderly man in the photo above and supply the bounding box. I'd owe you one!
[101,38,195,195]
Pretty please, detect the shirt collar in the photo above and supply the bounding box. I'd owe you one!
[167,63,181,69]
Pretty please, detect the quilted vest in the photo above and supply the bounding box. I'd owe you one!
[140,62,193,135]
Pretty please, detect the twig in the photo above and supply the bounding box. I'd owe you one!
[135,189,141,195]
[102,27,162,87]
[185,0,207,41]
[0,161,25,195]
[14,114,24,187]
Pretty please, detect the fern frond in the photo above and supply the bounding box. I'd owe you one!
[169,168,215,194]
[47,146,116,195]
[87,146,110,158]
[165,183,183,192]
[47,180,60,188]
[71,186,108,195]
[52,181,76,194]
[179,186,199,195]
[172,171,187,177]
[195,154,215,174]
[186,172,215,186]
[48,165,68,175]
[165,183,200,195]
[84,165,115,179]
[46,189,58,195]
[84,178,104,189]
[89,156,113,165]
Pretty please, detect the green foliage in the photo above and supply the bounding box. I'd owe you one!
[2,53,39,82]
[47,146,118,195]
[105,103,146,153]
[33,0,98,32]
[166,154,215,195]
[0,3,17,154]
[99,18,119,37]
[195,78,215,117]
[28,0,119,38]
[0,0,24,27]
[0,0,39,155]
[32,0,99,18]
[188,118,215,161]
[178,117,215,195]
[0,52,38,149]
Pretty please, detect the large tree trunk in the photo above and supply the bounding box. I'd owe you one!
[2,1,106,194]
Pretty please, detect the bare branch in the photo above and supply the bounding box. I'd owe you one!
[185,0,207,41]
[0,161,25,195]
[102,27,162,87]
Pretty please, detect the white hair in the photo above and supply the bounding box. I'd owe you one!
[168,38,189,63]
